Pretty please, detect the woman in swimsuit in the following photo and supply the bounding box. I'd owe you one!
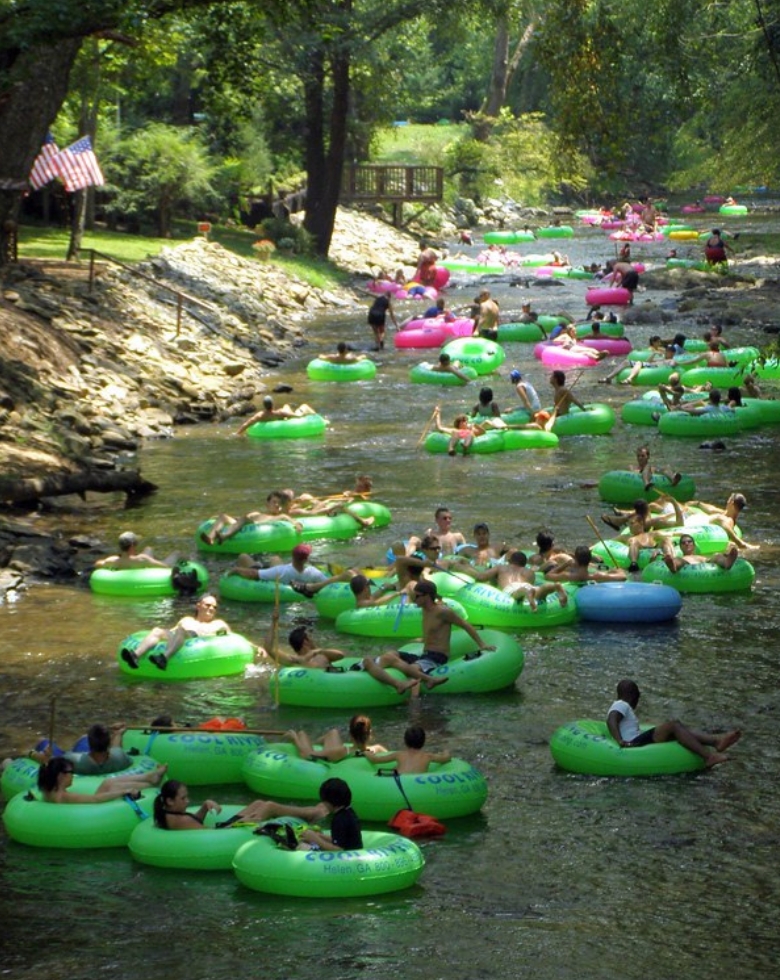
[154,779,330,829]
[285,714,387,764]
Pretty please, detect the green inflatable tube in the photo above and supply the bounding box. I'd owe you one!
[424,430,506,455]
[196,519,299,555]
[270,660,415,708]
[440,259,505,275]
[548,403,616,436]
[233,829,425,898]
[616,364,678,386]
[1,753,160,801]
[550,720,705,776]
[573,321,624,338]
[740,397,780,424]
[497,322,547,343]
[197,502,392,555]
[536,226,574,238]
[396,627,524,694]
[116,632,256,681]
[678,366,752,388]
[752,358,780,380]
[90,561,209,598]
[2,787,156,848]
[483,230,535,244]
[270,626,523,703]
[218,575,304,603]
[121,730,267,785]
[441,337,506,375]
[658,409,740,438]
[621,399,666,426]
[410,362,479,385]
[501,429,560,450]
[129,804,260,870]
[597,470,696,505]
[335,596,468,638]
[306,358,376,382]
[242,748,488,820]
[454,581,577,629]
[640,557,755,594]
[245,414,328,439]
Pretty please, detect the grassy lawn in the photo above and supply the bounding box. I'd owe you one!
[372,122,467,166]
[17,222,349,290]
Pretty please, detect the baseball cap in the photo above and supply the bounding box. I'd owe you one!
[292,543,312,560]
[473,522,490,533]
[509,370,521,383]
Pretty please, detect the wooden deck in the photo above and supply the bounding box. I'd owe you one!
[341,165,444,226]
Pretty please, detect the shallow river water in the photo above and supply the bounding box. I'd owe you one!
[2,223,780,980]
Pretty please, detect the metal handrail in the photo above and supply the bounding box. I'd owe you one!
[86,248,217,336]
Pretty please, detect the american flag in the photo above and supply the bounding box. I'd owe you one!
[53,136,105,192]
[28,133,61,190]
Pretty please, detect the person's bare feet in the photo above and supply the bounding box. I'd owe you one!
[424,675,449,690]
[200,532,214,545]
[150,764,168,785]
[557,588,568,607]
[359,516,376,528]
[396,679,418,695]
[527,592,538,612]
[716,730,742,752]
[705,752,730,767]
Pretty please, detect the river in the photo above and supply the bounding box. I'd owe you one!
[2,222,780,980]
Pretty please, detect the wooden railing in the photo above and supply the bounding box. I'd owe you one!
[341,165,444,204]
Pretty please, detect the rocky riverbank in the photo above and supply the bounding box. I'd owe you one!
[1,205,780,593]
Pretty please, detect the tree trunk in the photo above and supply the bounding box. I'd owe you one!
[66,189,86,260]
[0,39,83,266]
[475,15,538,141]
[301,0,352,258]
[0,469,158,506]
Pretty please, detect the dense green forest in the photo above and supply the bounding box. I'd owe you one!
[2,0,780,261]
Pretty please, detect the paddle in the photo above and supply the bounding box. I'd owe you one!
[271,577,282,706]
[47,694,56,756]
[586,514,619,569]
[392,593,407,633]
[124,726,288,737]
[417,405,439,448]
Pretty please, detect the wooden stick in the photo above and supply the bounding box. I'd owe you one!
[417,405,439,448]
[271,577,282,706]
[586,514,619,568]
[124,726,287,737]
[47,695,56,752]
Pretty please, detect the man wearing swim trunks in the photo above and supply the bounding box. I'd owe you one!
[397,580,495,674]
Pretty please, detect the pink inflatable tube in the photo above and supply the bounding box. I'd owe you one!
[394,326,451,348]
[681,205,706,214]
[367,280,398,295]
[586,287,631,306]
[580,337,633,356]
[600,220,625,230]
[402,317,474,337]
[540,345,601,368]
